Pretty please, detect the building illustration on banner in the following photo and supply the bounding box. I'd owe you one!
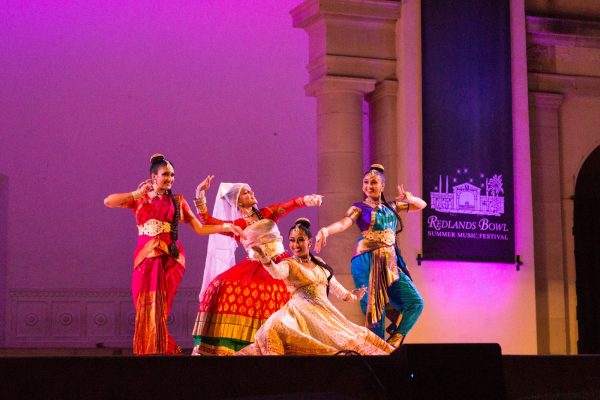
[430,170,505,216]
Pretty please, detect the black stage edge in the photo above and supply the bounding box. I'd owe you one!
[0,343,503,400]
[2,344,600,399]
[504,354,600,400]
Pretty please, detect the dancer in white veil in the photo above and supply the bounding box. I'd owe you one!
[198,182,244,300]
[191,178,322,355]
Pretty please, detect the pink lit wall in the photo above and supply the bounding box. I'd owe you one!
[0,2,316,297]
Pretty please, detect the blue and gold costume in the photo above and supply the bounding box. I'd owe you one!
[347,201,424,339]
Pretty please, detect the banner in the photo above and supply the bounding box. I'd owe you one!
[421,0,514,263]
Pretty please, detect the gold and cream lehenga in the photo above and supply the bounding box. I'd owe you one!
[236,255,394,356]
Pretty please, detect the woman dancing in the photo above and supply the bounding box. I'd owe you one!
[315,164,427,347]
[237,218,394,355]
[103,154,243,355]
[191,179,322,355]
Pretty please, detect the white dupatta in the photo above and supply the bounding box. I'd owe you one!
[198,182,246,300]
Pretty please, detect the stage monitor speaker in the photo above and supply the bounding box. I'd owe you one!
[394,343,506,400]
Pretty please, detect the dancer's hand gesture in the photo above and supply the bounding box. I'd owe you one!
[314,227,329,253]
[223,223,246,240]
[303,194,323,207]
[133,179,153,199]
[252,246,272,265]
[195,175,214,198]
[351,286,367,301]
[395,184,413,202]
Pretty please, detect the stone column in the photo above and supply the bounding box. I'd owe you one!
[292,0,400,324]
[367,80,399,187]
[305,76,375,322]
[529,91,566,354]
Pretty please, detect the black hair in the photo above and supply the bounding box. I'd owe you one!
[252,206,264,220]
[150,154,180,258]
[289,218,334,294]
[364,164,404,233]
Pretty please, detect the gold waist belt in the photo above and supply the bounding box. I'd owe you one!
[362,229,395,246]
[137,219,171,236]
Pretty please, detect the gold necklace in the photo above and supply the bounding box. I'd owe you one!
[293,255,310,263]
[365,197,381,207]
[240,208,254,218]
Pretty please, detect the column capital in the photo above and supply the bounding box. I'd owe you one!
[366,80,399,103]
[291,0,401,29]
[305,75,376,97]
[529,91,564,109]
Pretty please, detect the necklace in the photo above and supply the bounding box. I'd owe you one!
[365,197,381,207]
[293,255,311,263]
[240,208,255,218]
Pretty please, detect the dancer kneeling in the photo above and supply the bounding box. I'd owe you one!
[237,218,394,356]
[191,179,322,355]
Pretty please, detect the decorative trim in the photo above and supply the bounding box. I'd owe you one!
[528,72,600,96]
[528,92,564,109]
[6,288,201,348]
[291,0,401,28]
[307,54,397,82]
[304,75,376,97]
[527,16,600,49]
[367,80,399,103]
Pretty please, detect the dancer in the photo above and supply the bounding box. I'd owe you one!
[103,154,244,355]
[191,179,322,355]
[237,218,394,355]
[315,164,427,347]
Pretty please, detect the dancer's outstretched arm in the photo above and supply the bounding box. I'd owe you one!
[314,217,354,253]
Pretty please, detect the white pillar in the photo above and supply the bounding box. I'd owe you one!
[367,80,399,186]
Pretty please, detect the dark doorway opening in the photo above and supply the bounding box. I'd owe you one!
[575,145,600,354]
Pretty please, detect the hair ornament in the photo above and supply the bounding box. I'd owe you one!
[294,217,311,227]
[370,163,385,173]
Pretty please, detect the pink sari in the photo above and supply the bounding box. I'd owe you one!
[126,193,193,355]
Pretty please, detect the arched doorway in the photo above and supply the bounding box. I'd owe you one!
[574,145,600,354]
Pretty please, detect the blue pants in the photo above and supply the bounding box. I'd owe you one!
[351,251,424,339]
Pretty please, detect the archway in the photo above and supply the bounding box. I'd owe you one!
[574,145,600,354]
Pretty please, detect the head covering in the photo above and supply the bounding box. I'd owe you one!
[241,219,284,261]
[199,182,248,300]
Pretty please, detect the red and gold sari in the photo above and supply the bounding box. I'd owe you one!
[125,193,194,355]
[192,197,306,355]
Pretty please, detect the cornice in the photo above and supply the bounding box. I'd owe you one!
[527,16,600,48]
[292,0,401,28]
[528,91,564,109]
[528,72,600,96]
[307,54,397,82]
[304,75,377,97]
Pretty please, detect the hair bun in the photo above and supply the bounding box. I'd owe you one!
[294,217,311,228]
[370,163,385,173]
[150,153,166,164]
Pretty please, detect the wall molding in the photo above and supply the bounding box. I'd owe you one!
[6,288,200,348]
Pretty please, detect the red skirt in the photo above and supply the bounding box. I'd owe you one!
[192,252,291,355]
